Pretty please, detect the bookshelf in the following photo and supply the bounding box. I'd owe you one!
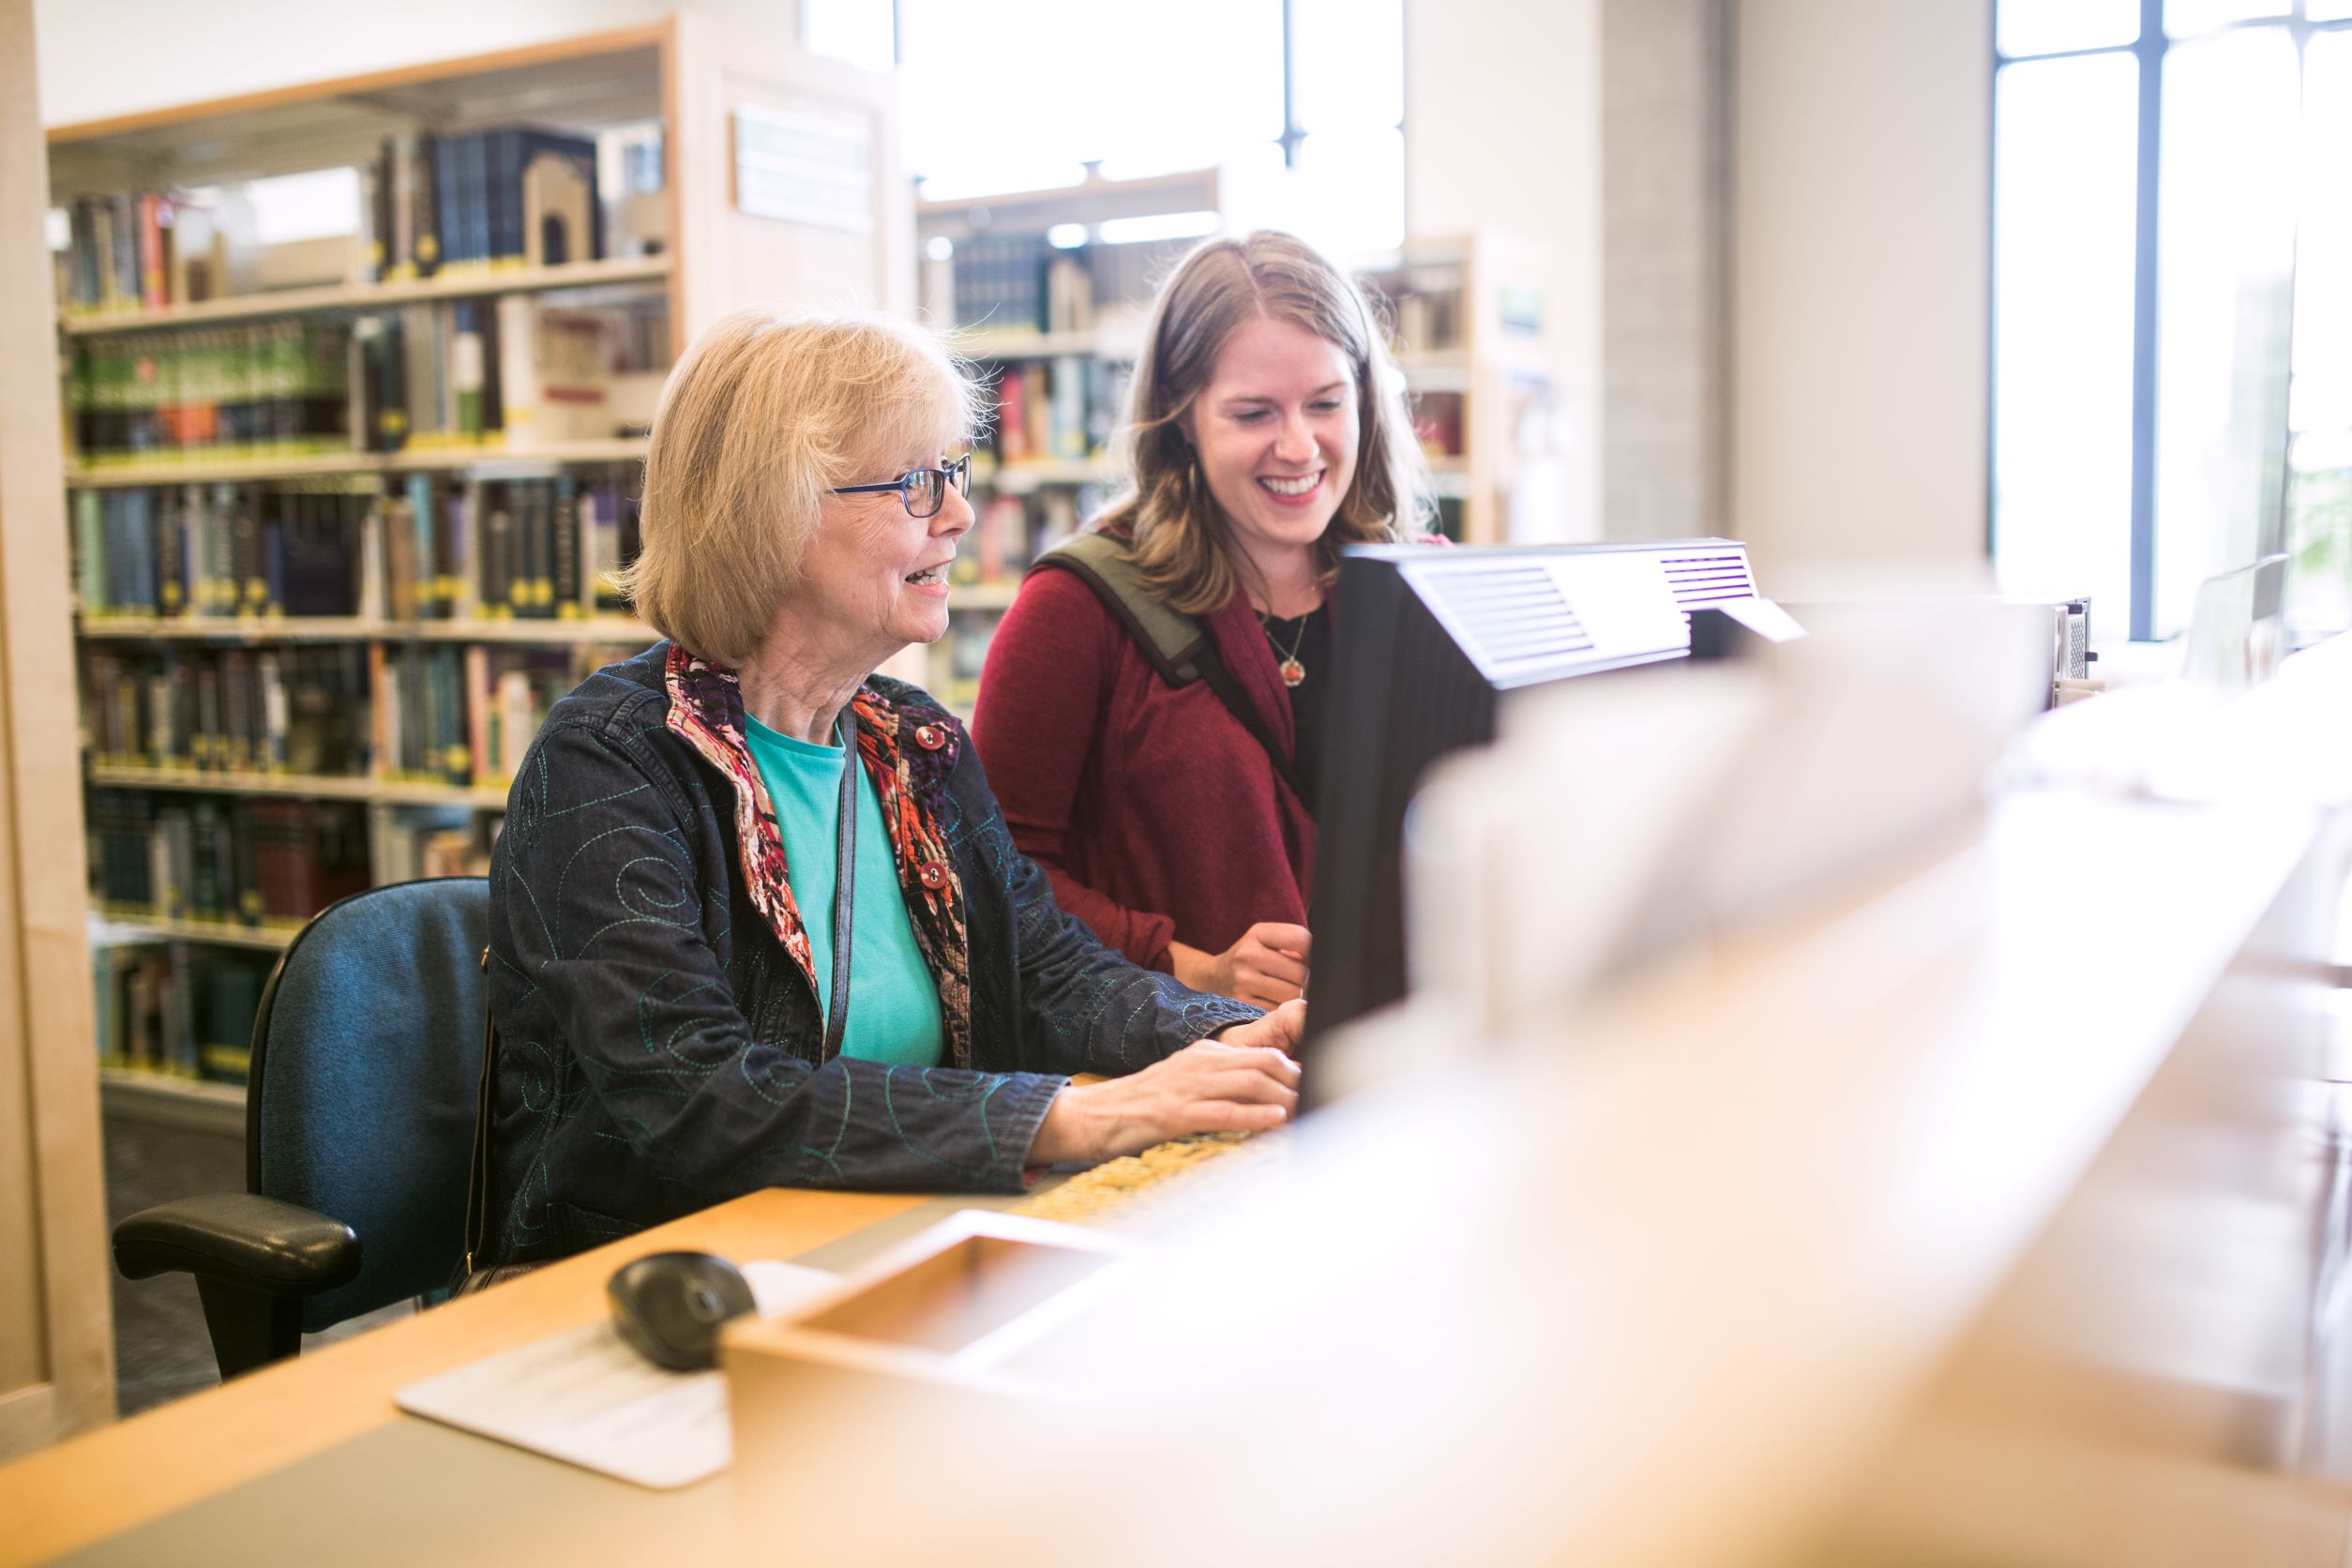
[64,438,652,488]
[59,254,672,335]
[899,170,1236,711]
[50,17,912,1101]
[1357,232,1557,545]
[897,184,1556,708]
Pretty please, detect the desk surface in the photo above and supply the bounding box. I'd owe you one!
[0,1186,1013,1566]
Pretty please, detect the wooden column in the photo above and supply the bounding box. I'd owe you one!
[0,0,116,1457]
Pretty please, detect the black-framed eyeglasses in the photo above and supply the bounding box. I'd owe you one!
[829,454,971,520]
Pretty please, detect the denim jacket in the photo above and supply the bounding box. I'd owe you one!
[479,642,1259,1266]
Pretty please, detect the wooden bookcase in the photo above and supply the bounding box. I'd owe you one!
[897,169,1234,710]
[47,15,916,1109]
[1355,230,1556,546]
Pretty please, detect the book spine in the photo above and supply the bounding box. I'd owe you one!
[137,194,167,309]
[413,132,441,277]
[451,303,485,440]
[465,645,491,785]
[552,479,580,618]
[494,294,539,449]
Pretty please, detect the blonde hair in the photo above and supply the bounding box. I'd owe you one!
[1094,231,1435,615]
[623,309,981,665]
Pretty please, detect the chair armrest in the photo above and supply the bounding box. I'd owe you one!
[113,1192,362,1297]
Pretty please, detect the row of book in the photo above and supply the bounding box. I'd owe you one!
[356,296,666,453]
[1355,261,1468,356]
[935,609,1002,715]
[75,486,372,621]
[69,474,645,623]
[94,792,505,933]
[366,127,602,282]
[937,234,1198,335]
[68,322,352,463]
[395,475,639,621]
[988,356,1131,466]
[93,942,273,1085]
[373,645,588,785]
[1414,389,1466,459]
[958,490,1087,587]
[83,646,371,776]
[56,191,255,318]
[91,791,370,930]
[378,808,501,883]
[80,639,636,789]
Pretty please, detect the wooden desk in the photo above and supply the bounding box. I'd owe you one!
[0,1187,957,1566]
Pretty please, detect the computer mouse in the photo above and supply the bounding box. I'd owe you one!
[607,1251,758,1372]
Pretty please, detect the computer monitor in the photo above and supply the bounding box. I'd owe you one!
[1301,538,1764,1079]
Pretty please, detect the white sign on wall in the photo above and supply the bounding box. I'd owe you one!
[732,105,872,232]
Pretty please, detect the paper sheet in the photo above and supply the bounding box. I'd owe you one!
[394,1259,838,1489]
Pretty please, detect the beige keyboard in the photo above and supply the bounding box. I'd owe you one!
[1009,1131,1274,1228]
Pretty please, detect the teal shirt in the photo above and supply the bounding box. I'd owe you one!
[742,716,944,1068]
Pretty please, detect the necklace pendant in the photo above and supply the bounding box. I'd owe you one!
[1280,657,1306,688]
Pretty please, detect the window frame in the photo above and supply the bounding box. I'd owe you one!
[1994,0,2352,639]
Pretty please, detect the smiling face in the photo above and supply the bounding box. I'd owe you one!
[1182,315,1361,583]
[787,452,973,666]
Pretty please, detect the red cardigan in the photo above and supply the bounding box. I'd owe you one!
[971,565,1316,972]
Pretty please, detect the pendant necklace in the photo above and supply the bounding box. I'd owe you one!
[1264,611,1310,688]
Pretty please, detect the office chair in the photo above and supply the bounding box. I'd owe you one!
[112,877,490,1380]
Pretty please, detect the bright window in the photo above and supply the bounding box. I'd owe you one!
[803,0,1407,256]
[1993,2,2352,644]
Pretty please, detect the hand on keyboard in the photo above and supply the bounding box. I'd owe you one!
[1025,1036,1301,1167]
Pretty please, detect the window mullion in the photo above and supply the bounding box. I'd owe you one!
[2128,0,2166,639]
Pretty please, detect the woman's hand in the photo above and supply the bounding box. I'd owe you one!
[1215,998,1305,1056]
[1027,1035,1303,1167]
[1168,923,1312,1007]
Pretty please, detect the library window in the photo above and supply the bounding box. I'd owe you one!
[807,0,1405,256]
[1992,0,2352,642]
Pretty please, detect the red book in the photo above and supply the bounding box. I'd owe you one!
[137,194,169,309]
[996,370,1029,465]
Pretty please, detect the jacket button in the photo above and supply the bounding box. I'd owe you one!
[913,723,946,750]
[918,861,948,890]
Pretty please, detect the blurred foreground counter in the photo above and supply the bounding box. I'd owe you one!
[731,632,2352,1566]
[13,634,2352,1568]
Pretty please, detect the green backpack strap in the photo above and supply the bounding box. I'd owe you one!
[1026,533,1309,807]
[1028,532,1207,686]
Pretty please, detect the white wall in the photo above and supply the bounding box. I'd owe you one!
[1404,0,1604,543]
[1728,0,1992,575]
[34,0,799,128]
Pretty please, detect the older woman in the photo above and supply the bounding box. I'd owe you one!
[474,310,1302,1270]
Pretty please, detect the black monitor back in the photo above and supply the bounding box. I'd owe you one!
[1303,539,1757,1068]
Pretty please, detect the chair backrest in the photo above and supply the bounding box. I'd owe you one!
[249,877,490,1333]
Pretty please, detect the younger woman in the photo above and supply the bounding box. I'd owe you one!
[972,231,1435,1009]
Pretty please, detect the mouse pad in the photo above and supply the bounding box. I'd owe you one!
[394,1259,835,1488]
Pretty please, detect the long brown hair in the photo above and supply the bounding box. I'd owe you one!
[1093,231,1434,615]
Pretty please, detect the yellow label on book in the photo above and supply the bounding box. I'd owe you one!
[436,575,461,606]
[239,891,264,920]
[416,236,439,265]
[558,602,582,619]
[244,579,268,611]
[200,1044,251,1077]
[530,579,553,607]
[160,582,182,610]
[445,746,473,778]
